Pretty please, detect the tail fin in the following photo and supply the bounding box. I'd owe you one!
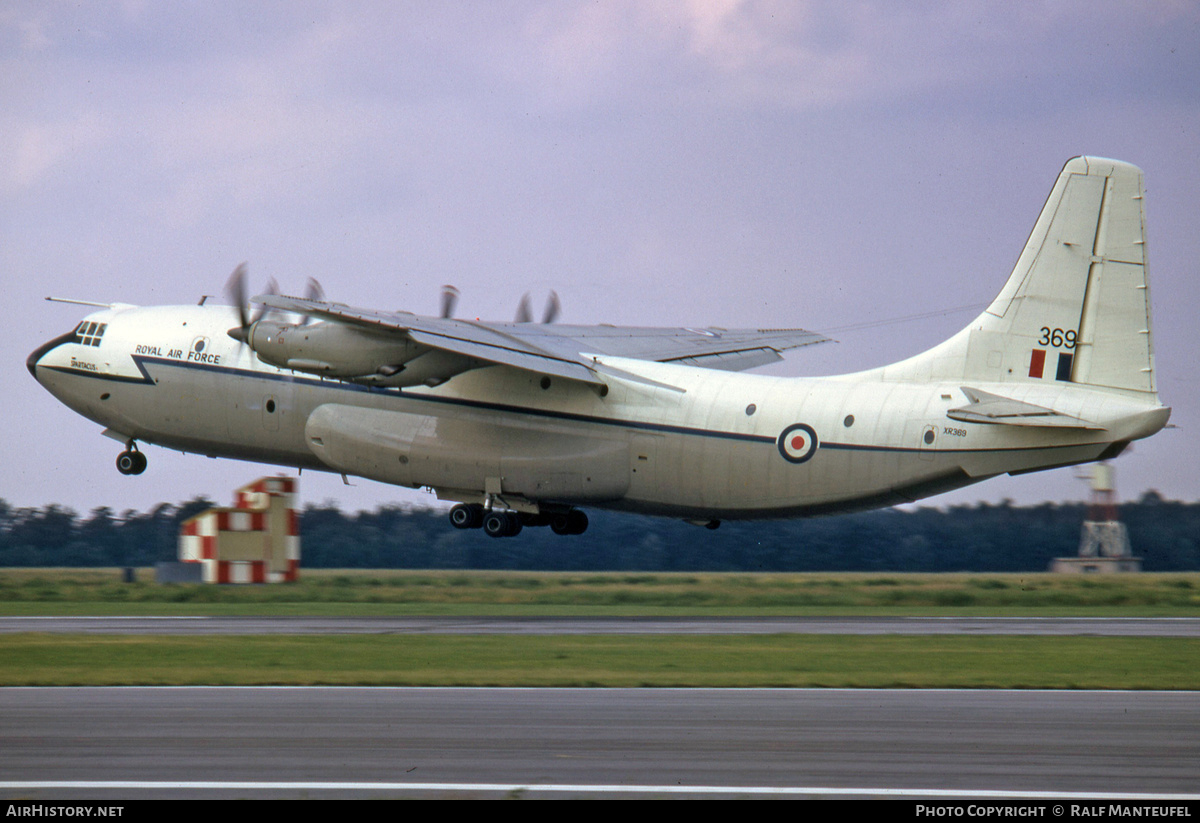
[889,157,1158,396]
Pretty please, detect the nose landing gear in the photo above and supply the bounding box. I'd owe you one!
[116,441,147,475]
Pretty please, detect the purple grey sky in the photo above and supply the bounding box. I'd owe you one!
[3,2,1198,517]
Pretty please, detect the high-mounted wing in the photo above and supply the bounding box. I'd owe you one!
[254,293,828,389]
[488,322,828,372]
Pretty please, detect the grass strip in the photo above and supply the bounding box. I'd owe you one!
[1,569,1199,615]
[2,633,1196,689]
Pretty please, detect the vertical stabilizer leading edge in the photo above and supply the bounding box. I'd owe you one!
[885,157,1158,398]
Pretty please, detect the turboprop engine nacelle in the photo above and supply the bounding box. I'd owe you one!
[246,320,420,378]
[236,320,478,387]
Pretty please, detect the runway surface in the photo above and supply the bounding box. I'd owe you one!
[2,687,1198,799]
[4,615,1200,636]
[5,618,1197,799]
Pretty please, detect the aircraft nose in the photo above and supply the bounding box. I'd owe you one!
[27,345,46,380]
[27,332,73,382]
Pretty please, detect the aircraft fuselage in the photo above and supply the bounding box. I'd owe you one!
[29,302,1167,522]
[28,160,1173,534]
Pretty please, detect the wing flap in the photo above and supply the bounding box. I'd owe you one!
[662,347,783,371]
[509,323,828,364]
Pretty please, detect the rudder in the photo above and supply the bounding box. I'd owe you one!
[983,157,1155,393]
[903,157,1159,395]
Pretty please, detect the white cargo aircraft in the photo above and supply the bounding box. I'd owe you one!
[29,157,1169,537]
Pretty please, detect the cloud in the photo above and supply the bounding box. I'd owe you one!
[507,0,1200,113]
[1,113,113,194]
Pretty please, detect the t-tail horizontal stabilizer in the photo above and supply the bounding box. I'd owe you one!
[947,387,1106,430]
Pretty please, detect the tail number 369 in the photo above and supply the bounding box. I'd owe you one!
[1039,327,1076,348]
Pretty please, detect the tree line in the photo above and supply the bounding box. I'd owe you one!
[1,491,1196,572]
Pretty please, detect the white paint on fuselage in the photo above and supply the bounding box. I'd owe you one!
[28,158,1175,524]
[30,302,1168,520]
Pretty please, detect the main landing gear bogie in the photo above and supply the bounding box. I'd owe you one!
[550,509,588,536]
[115,442,147,476]
[448,503,588,538]
[482,510,523,538]
[448,503,484,530]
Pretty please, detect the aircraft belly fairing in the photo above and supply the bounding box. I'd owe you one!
[304,403,632,503]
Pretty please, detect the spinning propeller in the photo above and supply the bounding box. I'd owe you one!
[441,284,559,323]
[515,291,560,324]
[225,263,329,341]
[440,285,460,319]
[299,277,326,325]
[227,265,561,343]
[225,262,278,344]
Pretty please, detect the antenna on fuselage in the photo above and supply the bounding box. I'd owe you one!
[45,297,118,308]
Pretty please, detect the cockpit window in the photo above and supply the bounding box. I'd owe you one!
[73,321,107,347]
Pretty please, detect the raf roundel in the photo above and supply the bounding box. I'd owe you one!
[777,423,818,464]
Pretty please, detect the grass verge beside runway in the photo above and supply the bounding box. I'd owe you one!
[2,633,1197,688]
[3,570,1196,688]
[2,569,1199,615]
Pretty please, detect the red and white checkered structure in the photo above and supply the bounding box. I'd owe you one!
[178,476,300,583]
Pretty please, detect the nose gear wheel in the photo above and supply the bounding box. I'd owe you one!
[116,441,147,475]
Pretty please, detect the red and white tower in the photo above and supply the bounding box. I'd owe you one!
[178,476,300,583]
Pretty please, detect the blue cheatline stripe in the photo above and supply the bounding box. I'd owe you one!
[42,354,1102,457]
[57,354,777,445]
[26,331,80,378]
